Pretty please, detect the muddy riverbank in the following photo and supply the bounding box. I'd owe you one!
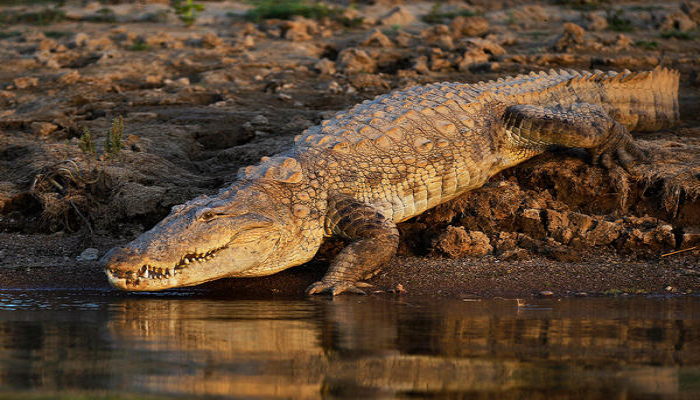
[0,0,699,297]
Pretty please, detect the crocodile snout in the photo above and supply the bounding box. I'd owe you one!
[102,246,149,277]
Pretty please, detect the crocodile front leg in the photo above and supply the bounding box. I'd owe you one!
[503,103,647,170]
[307,196,399,295]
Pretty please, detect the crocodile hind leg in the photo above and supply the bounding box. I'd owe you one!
[503,102,647,170]
[307,197,399,296]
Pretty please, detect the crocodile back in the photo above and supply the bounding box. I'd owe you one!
[241,69,679,224]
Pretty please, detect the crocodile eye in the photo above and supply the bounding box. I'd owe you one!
[200,211,215,221]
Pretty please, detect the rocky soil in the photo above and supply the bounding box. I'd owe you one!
[0,0,699,297]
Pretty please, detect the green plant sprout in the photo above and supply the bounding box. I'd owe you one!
[103,115,124,158]
[172,0,204,26]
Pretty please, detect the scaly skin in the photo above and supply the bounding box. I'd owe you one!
[103,68,680,295]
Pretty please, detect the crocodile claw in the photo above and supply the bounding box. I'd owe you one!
[591,125,648,173]
[306,280,372,295]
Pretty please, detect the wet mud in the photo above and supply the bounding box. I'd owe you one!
[0,0,699,297]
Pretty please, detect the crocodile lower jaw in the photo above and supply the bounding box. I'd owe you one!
[106,247,226,291]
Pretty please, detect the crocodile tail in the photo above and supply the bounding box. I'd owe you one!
[601,67,680,132]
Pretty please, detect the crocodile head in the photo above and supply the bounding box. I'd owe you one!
[103,182,316,291]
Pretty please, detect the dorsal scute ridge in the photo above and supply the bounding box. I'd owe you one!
[283,68,657,170]
[237,155,303,183]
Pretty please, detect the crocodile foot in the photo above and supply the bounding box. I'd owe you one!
[590,123,648,172]
[306,280,373,296]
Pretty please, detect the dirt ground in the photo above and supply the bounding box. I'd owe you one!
[0,0,699,298]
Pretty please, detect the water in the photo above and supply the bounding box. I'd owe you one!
[0,290,698,399]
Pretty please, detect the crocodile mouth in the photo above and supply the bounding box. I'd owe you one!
[106,244,228,290]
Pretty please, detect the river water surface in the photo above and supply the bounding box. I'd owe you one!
[0,290,698,399]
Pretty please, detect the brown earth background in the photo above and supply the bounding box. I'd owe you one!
[0,0,699,297]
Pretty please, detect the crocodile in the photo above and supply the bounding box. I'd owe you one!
[103,67,680,295]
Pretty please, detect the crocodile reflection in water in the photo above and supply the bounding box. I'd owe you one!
[104,298,700,398]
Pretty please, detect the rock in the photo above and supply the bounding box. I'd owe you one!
[643,224,676,248]
[435,226,492,257]
[164,77,190,87]
[511,5,549,28]
[659,11,697,32]
[125,134,143,152]
[500,248,530,261]
[614,34,633,50]
[380,6,416,27]
[76,248,99,262]
[314,58,336,75]
[201,32,224,48]
[349,73,390,90]
[420,25,454,50]
[240,35,255,48]
[336,48,377,74]
[38,38,58,52]
[429,48,455,71]
[492,231,520,253]
[145,31,176,48]
[13,77,38,89]
[360,29,393,47]
[466,38,506,56]
[395,30,417,47]
[450,16,490,38]
[567,212,595,239]
[251,114,268,125]
[518,208,546,238]
[30,122,59,137]
[57,70,81,85]
[554,22,586,52]
[85,37,115,51]
[586,13,608,31]
[681,226,700,247]
[457,38,505,71]
[545,209,572,244]
[682,1,700,23]
[283,17,318,41]
[320,80,341,94]
[539,290,554,297]
[285,115,314,130]
[390,283,407,294]
[74,32,89,47]
[585,220,622,246]
[412,55,430,74]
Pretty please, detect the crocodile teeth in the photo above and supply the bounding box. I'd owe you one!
[184,258,190,264]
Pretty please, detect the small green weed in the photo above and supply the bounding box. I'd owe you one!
[635,40,658,49]
[245,0,334,22]
[505,10,518,26]
[525,31,550,39]
[628,5,664,12]
[78,127,95,157]
[602,288,623,295]
[172,0,205,26]
[0,31,21,39]
[83,8,117,23]
[44,30,71,38]
[556,0,607,11]
[129,38,150,51]
[607,10,634,32]
[659,30,696,40]
[422,3,479,24]
[104,115,124,159]
[0,7,65,25]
